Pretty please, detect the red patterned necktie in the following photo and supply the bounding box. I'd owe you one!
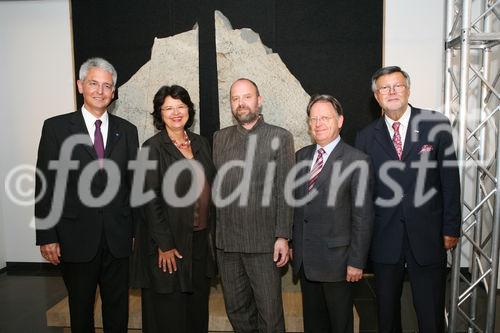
[308,148,325,192]
[94,119,105,162]
[392,121,403,160]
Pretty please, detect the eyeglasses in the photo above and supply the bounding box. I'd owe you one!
[376,83,407,95]
[86,80,114,93]
[308,116,334,124]
[161,105,188,113]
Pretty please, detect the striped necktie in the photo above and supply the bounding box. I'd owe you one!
[307,148,325,192]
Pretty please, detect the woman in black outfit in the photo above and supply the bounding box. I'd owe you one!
[131,85,216,333]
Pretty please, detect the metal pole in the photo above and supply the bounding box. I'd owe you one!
[444,0,456,119]
[449,0,472,331]
[485,125,500,332]
[469,2,490,329]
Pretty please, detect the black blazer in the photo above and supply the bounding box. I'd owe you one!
[130,130,216,293]
[292,140,374,282]
[355,107,461,265]
[35,111,139,262]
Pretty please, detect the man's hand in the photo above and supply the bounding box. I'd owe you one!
[158,248,183,274]
[444,235,459,250]
[273,238,289,267]
[346,265,363,282]
[40,243,61,265]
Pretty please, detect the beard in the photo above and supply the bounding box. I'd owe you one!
[232,106,260,125]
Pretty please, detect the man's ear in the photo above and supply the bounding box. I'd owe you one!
[77,80,84,94]
[338,115,345,129]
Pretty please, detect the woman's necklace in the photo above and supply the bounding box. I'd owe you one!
[169,130,191,149]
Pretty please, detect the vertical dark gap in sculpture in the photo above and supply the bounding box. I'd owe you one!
[198,0,220,145]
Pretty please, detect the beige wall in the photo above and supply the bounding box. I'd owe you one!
[384,0,445,111]
[0,0,75,267]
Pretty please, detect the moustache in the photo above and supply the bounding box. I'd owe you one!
[236,106,250,112]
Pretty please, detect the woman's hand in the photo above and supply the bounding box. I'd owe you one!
[158,248,183,274]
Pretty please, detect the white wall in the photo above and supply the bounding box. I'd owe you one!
[0,190,5,269]
[0,0,75,266]
[384,0,445,111]
[0,0,445,266]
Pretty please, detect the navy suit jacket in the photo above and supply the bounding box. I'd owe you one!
[355,107,461,265]
[35,110,139,262]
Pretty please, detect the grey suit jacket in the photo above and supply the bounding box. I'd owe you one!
[292,140,374,282]
[212,118,295,253]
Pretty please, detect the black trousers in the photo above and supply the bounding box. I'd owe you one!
[299,267,353,333]
[373,231,446,333]
[61,235,129,333]
[141,229,210,333]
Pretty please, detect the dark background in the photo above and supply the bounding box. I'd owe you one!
[71,0,383,145]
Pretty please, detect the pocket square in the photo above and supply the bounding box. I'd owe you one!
[418,144,434,154]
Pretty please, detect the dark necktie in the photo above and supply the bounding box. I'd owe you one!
[307,148,325,192]
[94,119,105,161]
[392,121,403,160]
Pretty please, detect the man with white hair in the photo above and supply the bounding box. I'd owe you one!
[35,57,139,332]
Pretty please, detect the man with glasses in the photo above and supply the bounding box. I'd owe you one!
[355,66,461,332]
[35,57,139,332]
[291,94,374,332]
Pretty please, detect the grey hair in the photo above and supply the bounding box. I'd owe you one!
[306,94,344,117]
[371,66,411,92]
[79,57,117,86]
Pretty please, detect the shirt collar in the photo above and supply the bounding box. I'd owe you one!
[81,106,109,127]
[316,135,341,156]
[384,105,411,129]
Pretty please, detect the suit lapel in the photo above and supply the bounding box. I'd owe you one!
[105,114,121,158]
[401,107,419,161]
[188,131,202,157]
[298,145,316,198]
[160,130,185,160]
[374,116,400,160]
[69,111,97,160]
[314,141,345,192]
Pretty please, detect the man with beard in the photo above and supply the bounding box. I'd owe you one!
[213,78,295,332]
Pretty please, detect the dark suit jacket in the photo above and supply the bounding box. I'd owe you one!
[292,140,374,282]
[355,107,461,265]
[130,130,216,293]
[35,110,139,262]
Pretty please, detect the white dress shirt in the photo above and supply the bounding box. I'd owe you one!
[81,106,109,148]
[384,105,411,147]
[310,135,341,170]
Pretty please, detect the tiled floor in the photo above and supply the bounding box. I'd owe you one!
[0,269,499,332]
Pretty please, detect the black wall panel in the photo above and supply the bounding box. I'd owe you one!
[71,0,382,145]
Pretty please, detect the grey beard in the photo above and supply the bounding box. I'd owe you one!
[234,110,260,125]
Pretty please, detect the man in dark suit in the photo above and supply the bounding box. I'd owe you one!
[213,78,295,332]
[291,94,374,332]
[35,57,139,332]
[355,66,461,333]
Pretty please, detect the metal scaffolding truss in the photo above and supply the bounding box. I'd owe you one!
[444,0,500,332]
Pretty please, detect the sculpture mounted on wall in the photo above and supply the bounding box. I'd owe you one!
[112,11,311,149]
